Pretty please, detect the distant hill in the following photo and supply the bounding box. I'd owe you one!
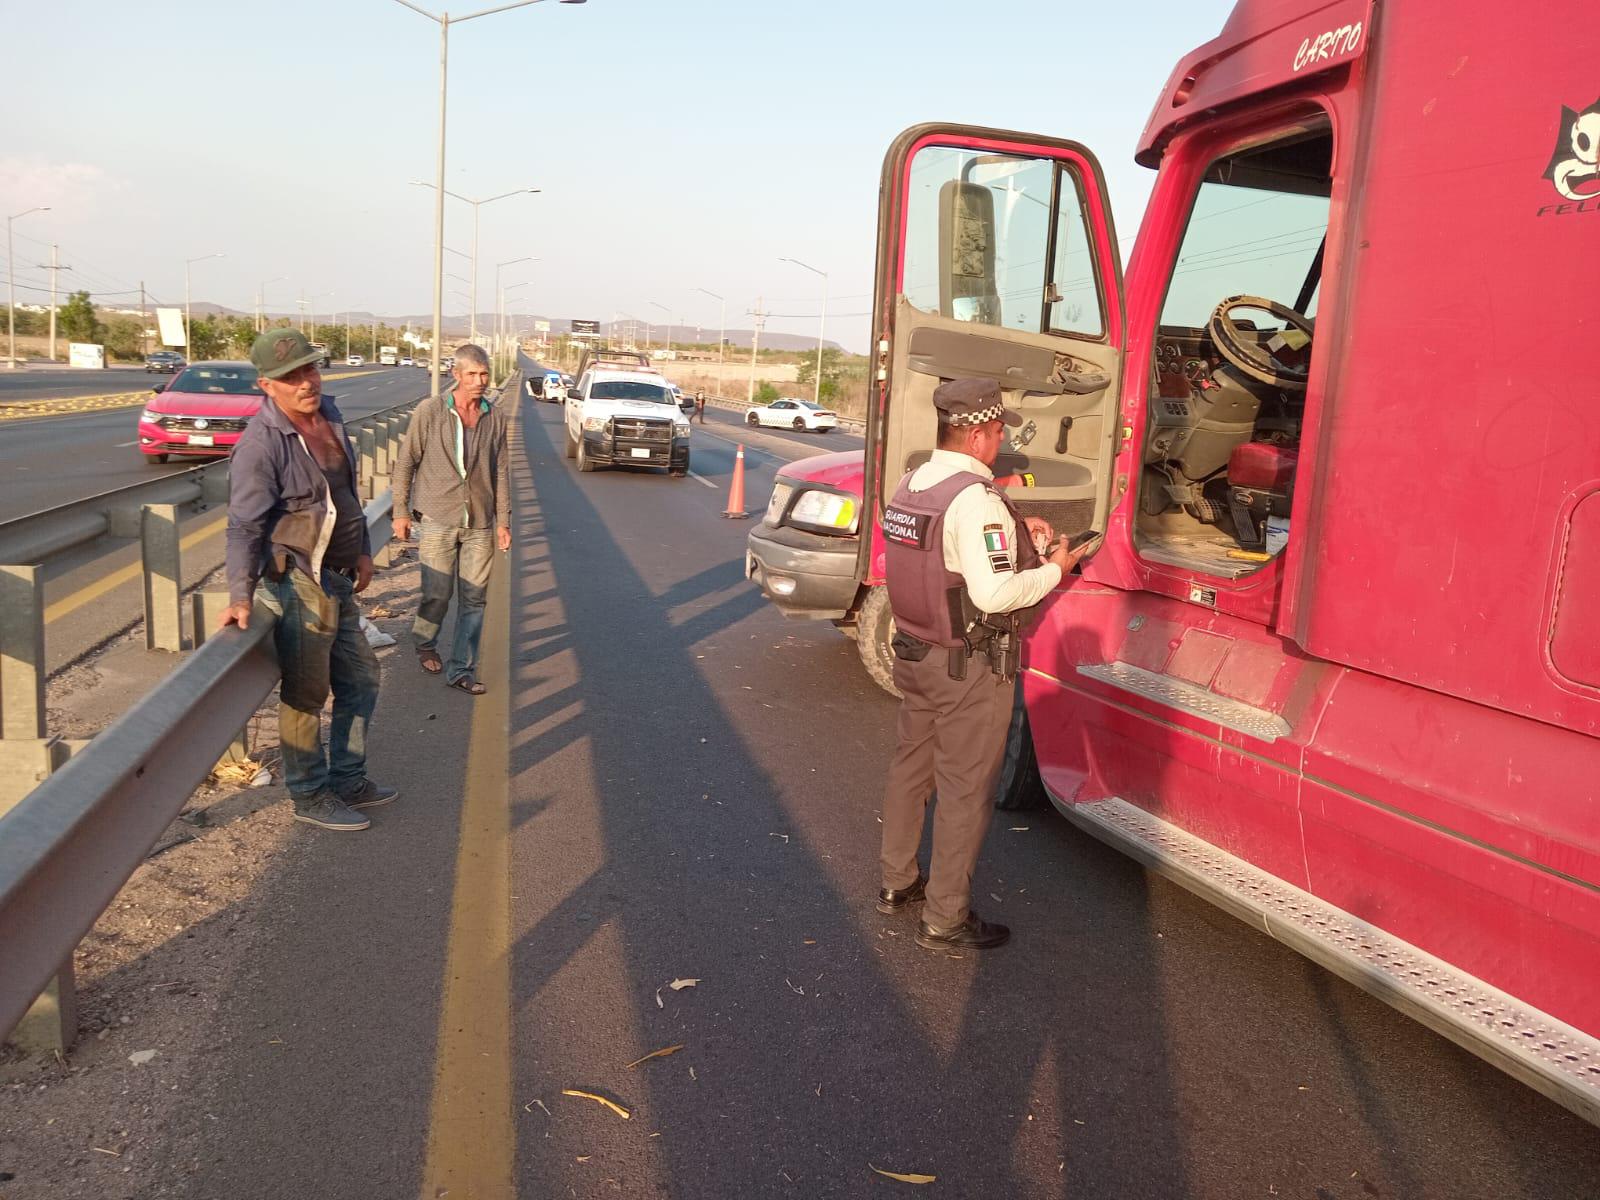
[182,305,844,352]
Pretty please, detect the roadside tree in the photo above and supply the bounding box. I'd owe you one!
[57,291,104,344]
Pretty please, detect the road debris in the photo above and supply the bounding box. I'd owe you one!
[127,1049,158,1066]
[870,1164,936,1184]
[523,1098,552,1118]
[625,1045,685,1070]
[669,978,699,991]
[561,1089,631,1120]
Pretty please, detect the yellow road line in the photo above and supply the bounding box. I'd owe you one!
[419,421,515,1198]
[43,514,227,625]
[0,391,150,421]
[0,369,395,422]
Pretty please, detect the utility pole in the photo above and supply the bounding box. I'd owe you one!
[140,281,148,357]
[747,298,767,405]
[41,244,69,361]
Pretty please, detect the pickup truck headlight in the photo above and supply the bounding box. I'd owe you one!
[788,488,858,534]
[673,422,691,438]
[582,416,610,434]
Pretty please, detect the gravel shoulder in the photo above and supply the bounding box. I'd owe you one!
[0,548,428,1199]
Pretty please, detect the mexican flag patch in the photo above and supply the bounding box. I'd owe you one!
[983,528,1008,554]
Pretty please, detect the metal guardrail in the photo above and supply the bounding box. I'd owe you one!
[0,396,424,567]
[0,488,398,1046]
[0,373,515,1052]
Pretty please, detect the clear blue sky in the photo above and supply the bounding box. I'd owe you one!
[1,0,1226,352]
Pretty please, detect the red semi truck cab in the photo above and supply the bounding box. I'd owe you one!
[747,0,1600,1124]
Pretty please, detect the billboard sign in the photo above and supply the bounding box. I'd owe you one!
[570,319,600,337]
[156,307,186,347]
[69,342,105,369]
[534,319,551,334]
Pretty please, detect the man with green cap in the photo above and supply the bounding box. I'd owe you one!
[218,328,396,831]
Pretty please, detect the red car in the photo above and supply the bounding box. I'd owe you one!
[138,361,262,463]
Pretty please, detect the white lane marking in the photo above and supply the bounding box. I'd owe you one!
[686,471,718,489]
[114,439,139,447]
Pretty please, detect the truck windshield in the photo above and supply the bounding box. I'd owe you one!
[591,381,672,403]
[1160,179,1330,329]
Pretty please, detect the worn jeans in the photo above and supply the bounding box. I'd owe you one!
[256,566,381,801]
[414,520,496,684]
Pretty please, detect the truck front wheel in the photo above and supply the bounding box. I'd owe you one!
[564,425,576,460]
[855,586,901,699]
[577,437,596,472]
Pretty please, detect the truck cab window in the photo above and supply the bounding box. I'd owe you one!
[1138,125,1332,576]
[903,147,1100,339]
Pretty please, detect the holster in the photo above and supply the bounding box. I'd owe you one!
[891,632,932,662]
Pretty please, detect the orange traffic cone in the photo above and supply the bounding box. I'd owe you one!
[723,444,749,519]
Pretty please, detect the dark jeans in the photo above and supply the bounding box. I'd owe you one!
[414,520,496,684]
[256,566,381,800]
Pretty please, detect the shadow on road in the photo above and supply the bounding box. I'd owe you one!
[501,395,1195,1196]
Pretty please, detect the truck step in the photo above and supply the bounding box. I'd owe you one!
[1056,795,1600,1128]
[1077,660,1292,742]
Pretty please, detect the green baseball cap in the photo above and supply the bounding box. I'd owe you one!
[250,327,323,380]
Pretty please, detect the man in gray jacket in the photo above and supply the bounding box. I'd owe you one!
[393,344,511,695]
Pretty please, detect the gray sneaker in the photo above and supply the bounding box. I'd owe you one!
[339,780,400,810]
[292,790,371,831]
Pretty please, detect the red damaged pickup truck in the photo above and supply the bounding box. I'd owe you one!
[746,0,1600,1124]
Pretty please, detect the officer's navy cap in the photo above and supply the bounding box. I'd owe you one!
[932,377,1022,427]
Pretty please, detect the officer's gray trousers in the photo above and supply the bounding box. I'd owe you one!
[879,650,1013,929]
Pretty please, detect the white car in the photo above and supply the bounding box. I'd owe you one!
[746,397,838,432]
[346,354,365,366]
[400,356,414,367]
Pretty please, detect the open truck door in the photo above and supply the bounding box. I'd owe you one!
[863,124,1127,580]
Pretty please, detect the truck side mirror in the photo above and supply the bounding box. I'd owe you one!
[938,180,1000,325]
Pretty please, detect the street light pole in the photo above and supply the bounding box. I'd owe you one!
[695,286,725,373]
[499,280,530,383]
[390,0,582,402]
[779,256,829,406]
[257,276,285,332]
[5,206,49,370]
[412,182,540,350]
[184,251,225,364]
[494,255,534,379]
[649,300,675,358]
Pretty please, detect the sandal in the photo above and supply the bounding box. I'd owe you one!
[418,648,443,675]
[447,677,487,695]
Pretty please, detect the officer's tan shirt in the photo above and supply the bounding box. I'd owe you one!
[905,449,1063,615]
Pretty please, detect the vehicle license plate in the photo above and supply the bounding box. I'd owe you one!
[188,434,214,446]
[630,447,650,458]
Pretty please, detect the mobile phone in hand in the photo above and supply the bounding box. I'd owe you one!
[1067,529,1101,551]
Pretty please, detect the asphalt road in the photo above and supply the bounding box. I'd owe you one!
[0,365,429,522]
[141,387,1599,1199]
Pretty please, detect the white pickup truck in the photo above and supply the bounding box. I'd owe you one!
[564,367,691,477]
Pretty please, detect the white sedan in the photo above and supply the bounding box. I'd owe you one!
[745,397,838,432]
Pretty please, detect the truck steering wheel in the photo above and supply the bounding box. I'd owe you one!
[1206,295,1314,393]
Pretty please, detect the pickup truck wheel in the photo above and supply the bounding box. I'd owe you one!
[747,412,760,426]
[856,586,902,699]
[994,677,1046,811]
[564,425,576,459]
[577,437,596,472]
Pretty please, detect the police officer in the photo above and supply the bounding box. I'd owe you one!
[877,377,1089,950]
